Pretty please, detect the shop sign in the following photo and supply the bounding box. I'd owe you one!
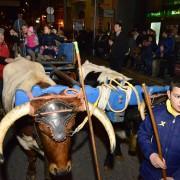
[104,9,114,17]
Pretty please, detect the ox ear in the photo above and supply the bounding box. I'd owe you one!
[0,103,32,163]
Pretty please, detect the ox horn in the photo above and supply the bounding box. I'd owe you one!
[0,102,31,163]
[75,103,116,153]
[139,101,145,120]
[90,104,116,153]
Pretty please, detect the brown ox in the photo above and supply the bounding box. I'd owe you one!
[0,57,116,179]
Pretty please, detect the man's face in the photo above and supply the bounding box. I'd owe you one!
[114,24,121,33]
[167,87,180,113]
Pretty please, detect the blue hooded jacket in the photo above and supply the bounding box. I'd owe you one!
[138,100,180,180]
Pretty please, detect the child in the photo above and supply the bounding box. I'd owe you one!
[25,26,39,60]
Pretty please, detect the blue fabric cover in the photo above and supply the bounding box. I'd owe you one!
[57,43,74,63]
[15,84,169,122]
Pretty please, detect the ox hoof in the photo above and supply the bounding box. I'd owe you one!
[0,154,4,164]
[104,154,114,170]
[104,165,113,171]
[115,154,124,161]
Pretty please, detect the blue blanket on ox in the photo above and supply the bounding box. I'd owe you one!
[15,84,169,122]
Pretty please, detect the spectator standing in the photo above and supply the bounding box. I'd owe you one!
[13,13,26,34]
[109,22,128,71]
[0,28,10,78]
[0,28,13,100]
[17,24,29,57]
[138,80,180,180]
[156,31,169,78]
[141,36,153,75]
[9,29,20,57]
[166,30,176,77]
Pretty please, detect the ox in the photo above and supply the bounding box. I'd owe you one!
[0,57,116,179]
[81,60,169,169]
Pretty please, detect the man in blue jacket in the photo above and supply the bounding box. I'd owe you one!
[138,81,180,180]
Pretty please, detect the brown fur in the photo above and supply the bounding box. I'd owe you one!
[17,83,84,177]
[21,89,81,175]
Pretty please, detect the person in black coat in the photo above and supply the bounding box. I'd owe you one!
[39,25,64,58]
[109,22,128,71]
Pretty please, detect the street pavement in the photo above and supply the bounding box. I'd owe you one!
[0,125,139,180]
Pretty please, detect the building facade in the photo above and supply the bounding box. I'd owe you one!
[64,0,145,33]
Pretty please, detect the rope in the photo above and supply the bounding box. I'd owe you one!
[97,85,111,110]
[71,99,99,136]
[106,79,132,113]
[71,78,142,134]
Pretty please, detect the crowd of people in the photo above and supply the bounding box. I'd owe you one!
[0,13,69,103]
[95,23,180,79]
[1,14,179,80]
[1,13,67,61]
[125,27,179,78]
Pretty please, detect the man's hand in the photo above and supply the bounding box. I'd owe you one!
[108,39,113,46]
[149,153,166,169]
[5,58,14,63]
[160,177,174,180]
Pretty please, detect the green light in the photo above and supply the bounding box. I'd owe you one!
[147,9,180,18]
[168,0,180,5]
[171,10,180,15]
[147,11,162,18]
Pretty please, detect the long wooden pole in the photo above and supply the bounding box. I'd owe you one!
[50,65,80,86]
[142,83,167,180]
[73,42,102,180]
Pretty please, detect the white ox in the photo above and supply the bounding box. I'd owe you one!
[2,56,56,112]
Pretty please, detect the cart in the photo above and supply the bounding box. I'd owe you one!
[36,42,78,84]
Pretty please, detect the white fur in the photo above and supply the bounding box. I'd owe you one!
[17,135,44,156]
[2,56,55,112]
[81,60,132,83]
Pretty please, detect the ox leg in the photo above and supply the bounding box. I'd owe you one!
[128,129,137,156]
[125,108,140,156]
[104,134,123,170]
[104,152,114,170]
[44,158,51,180]
[25,150,37,180]
[114,135,123,160]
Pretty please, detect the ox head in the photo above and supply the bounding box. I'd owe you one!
[0,92,116,176]
[33,98,76,175]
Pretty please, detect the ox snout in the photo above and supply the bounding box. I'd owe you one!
[49,161,72,176]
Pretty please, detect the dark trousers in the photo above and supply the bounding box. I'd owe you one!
[167,55,175,76]
[158,59,167,77]
[144,58,152,75]
[109,57,124,72]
